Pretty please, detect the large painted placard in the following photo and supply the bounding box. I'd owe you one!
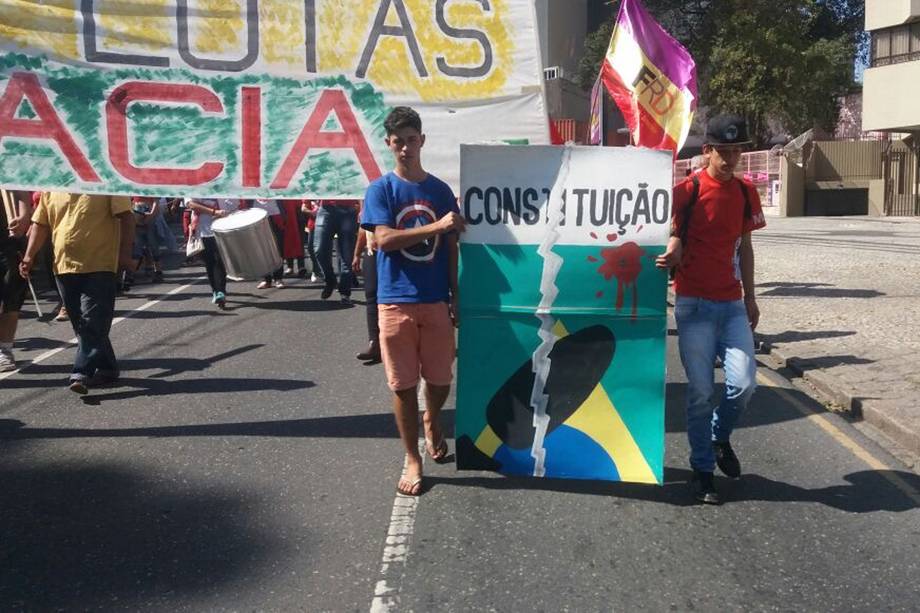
[456,145,671,484]
[0,0,548,197]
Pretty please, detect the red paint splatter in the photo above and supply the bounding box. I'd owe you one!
[587,255,598,262]
[596,290,604,298]
[606,233,618,242]
[596,241,646,319]
[589,231,598,239]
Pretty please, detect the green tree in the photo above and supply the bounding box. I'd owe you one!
[575,20,613,91]
[705,0,856,144]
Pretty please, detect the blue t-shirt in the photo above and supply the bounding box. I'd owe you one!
[361,172,459,304]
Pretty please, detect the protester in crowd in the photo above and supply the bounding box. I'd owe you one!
[656,114,767,505]
[280,200,308,278]
[249,198,285,290]
[153,196,178,254]
[0,189,32,372]
[301,199,322,283]
[181,199,193,247]
[186,197,239,308]
[691,153,710,174]
[352,215,380,364]
[361,106,465,496]
[20,192,135,394]
[315,197,359,304]
[26,191,68,321]
[129,196,164,284]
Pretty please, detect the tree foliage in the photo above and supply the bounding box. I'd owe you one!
[575,0,863,146]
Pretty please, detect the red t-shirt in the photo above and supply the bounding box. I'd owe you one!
[672,171,766,301]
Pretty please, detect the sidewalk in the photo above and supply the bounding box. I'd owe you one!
[750,215,920,461]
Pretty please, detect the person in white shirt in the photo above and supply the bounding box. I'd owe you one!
[185,197,240,308]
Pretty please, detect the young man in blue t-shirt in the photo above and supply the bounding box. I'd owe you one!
[361,106,466,496]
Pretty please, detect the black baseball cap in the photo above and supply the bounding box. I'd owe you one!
[704,114,752,146]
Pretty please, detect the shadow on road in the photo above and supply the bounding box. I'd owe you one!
[7,344,266,382]
[756,329,857,344]
[0,461,287,611]
[0,411,397,441]
[426,468,920,513]
[120,309,236,319]
[233,299,354,313]
[786,354,875,369]
[757,282,885,299]
[729,471,920,512]
[0,376,315,403]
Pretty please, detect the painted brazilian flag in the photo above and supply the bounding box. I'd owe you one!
[456,145,672,484]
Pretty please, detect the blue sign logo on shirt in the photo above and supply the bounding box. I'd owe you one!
[395,201,439,263]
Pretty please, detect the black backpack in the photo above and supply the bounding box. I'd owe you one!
[677,174,752,247]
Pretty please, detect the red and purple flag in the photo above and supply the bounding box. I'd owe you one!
[599,0,697,153]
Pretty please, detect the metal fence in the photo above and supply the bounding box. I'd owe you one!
[808,141,882,182]
[885,142,920,216]
[674,150,782,208]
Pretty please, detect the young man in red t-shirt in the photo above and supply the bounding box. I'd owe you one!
[657,114,767,504]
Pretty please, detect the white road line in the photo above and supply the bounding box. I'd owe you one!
[0,277,205,382]
[370,444,425,613]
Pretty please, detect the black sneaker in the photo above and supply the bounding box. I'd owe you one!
[356,340,381,362]
[340,295,352,306]
[68,379,88,395]
[713,441,741,479]
[691,470,721,505]
[321,284,335,300]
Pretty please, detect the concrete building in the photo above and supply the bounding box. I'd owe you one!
[535,0,624,143]
[862,0,920,215]
[863,0,920,133]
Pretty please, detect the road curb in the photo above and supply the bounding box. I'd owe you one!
[756,336,920,457]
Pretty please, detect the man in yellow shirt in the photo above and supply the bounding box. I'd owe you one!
[20,193,135,394]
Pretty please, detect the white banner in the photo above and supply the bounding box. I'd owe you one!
[0,0,549,197]
[460,145,673,246]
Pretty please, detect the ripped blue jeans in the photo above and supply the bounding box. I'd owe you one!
[675,295,757,472]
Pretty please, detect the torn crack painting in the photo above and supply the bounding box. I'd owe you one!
[456,145,671,484]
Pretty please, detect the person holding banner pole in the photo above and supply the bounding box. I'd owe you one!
[0,189,32,372]
[315,198,360,304]
[361,107,465,497]
[352,221,381,364]
[656,114,767,505]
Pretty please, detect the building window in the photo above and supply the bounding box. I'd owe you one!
[871,22,920,67]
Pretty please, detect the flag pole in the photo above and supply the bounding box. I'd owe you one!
[600,78,606,146]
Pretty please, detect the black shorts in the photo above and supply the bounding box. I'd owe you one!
[0,238,27,313]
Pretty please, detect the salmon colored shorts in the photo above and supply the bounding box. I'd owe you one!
[378,302,456,392]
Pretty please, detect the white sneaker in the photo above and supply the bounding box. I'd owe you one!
[310,273,319,283]
[273,280,285,289]
[284,266,294,275]
[0,348,16,373]
[256,280,270,289]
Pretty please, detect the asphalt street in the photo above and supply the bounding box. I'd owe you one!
[1,265,919,612]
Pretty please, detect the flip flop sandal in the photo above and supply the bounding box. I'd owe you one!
[426,438,449,463]
[397,476,423,496]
